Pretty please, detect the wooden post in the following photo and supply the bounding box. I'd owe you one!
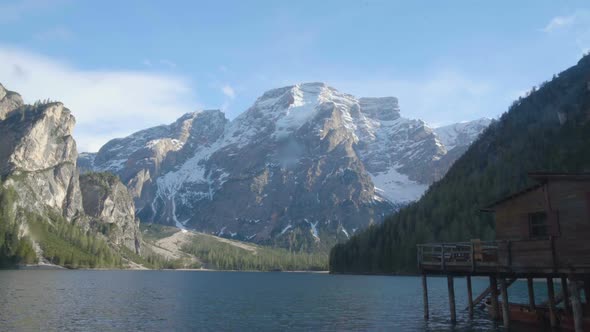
[527,277,536,310]
[490,276,500,320]
[448,275,456,323]
[569,276,584,332]
[441,245,446,271]
[584,278,590,305]
[466,276,474,319]
[547,278,558,328]
[470,242,475,272]
[500,278,510,328]
[562,277,571,314]
[422,275,429,320]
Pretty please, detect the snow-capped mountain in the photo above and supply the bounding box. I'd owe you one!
[434,118,492,151]
[81,83,489,249]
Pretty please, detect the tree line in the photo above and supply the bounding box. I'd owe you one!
[330,54,590,274]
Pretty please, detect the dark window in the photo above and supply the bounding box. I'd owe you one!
[529,212,548,238]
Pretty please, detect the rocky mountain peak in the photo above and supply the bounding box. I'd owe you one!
[80,82,491,249]
[0,91,83,222]
[0,83,144,262]
[0,83,24,121]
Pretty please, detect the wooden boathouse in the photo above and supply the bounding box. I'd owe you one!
[417,172,590,331]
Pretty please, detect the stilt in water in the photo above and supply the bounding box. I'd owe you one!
[489,276,500,320]
[569,275,584,332]
[447,275,456,323]
[500,278,510,328]
[527,277,535,310]
[562,277,571,314]
[422,275,429,320]
[547,277,558,328]
[466,276,474,319]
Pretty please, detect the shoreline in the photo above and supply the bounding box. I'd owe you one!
[4,264,329,273]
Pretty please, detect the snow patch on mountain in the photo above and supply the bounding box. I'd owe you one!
[370,167,428,203]
[434,118,492,151]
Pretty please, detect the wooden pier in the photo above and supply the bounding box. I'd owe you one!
[417,173,590,331]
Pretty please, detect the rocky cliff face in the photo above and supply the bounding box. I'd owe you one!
[85,83,490,249]
[0,100,84,222]
[0,83,142,257]
[80,172,141,254]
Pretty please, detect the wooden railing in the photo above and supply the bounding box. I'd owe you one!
[417,241,500,271]
[417,238,557,273]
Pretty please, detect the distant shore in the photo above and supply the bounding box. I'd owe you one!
[6,264,329,273]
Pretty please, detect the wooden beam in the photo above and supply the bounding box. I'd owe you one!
[562,277,571,314]
[422,275,429,320]
[569,276,584,332]
[448,275,456,323]
[527,277,536,310]
[466,276,474,319]
[547,278,558,328]
[500,278,510,328]
[490,276,500,321]
[584,278,590,305]
[467,278,516,311]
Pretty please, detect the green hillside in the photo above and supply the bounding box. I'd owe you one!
[141,224,328,271]
[330,55,590,274]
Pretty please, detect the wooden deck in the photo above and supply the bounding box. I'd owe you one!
[417,239,590,276]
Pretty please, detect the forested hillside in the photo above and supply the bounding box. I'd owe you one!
[330,55,590,274]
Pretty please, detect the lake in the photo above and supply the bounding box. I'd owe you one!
[0,270,553,331]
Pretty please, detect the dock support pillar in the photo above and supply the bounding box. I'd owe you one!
[447,275,456,323]
[466,276,474,319]
[569,275,584,332]
[527,277,536,310]
[422,274,429,320]
[562,277,571,314]
[489,276,500,321]
[584,278,590,305]
[547,277,558,328]
[500,278,510,329]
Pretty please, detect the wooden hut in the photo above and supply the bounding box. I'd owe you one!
[417,172,590,331]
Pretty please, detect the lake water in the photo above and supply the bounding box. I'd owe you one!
[0,270,555,331]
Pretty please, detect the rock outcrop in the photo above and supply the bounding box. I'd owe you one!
[0,83,142,257]
[0,101,84,222]
[80,172,141,254]
[0,83,24,121]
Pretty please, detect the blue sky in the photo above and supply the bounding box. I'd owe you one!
[1,0,590,151]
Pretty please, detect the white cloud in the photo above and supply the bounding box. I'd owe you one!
[333,70,502,126]
[142,59,152,67]
[543,10,590,32]
[543,14,577,32]
[219,65,228,73]
[221,84,236,99]
[543,10,590,55]
[0,46,198,152]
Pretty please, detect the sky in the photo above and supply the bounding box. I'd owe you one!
[1,0,590,152]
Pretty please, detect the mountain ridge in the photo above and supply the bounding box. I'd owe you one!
[82,82,490,250]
